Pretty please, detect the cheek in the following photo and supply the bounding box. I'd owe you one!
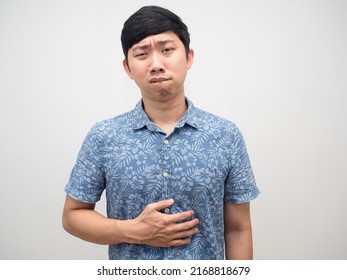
[174,56,190,71]
[127,61,148,77]
[174,63,188,80]
[130,68,147,83]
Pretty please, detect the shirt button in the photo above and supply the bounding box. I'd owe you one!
[164,208,170,214]
[162,171,169,177]
[164,139,169,144]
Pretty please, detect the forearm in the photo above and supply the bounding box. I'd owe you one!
[62,196,199,247]
[62,208,132,245]
[225,228,253,260]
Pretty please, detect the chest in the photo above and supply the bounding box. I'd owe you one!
[101,128,231,204]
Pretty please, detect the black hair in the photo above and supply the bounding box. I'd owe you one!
[121,5,190,61]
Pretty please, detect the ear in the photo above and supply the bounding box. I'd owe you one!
[122,59,133,79]
[187,48,194,70]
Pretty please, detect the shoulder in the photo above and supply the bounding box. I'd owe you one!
[192,106,241,135]
[188,104,247,151]
[85,109,135,142]
[94,110,133,129]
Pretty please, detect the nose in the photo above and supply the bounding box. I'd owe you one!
[149,52,165,73]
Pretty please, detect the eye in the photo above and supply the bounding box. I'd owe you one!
[162,48,174,54]
[134,52,148,58]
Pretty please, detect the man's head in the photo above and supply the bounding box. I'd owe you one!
[121,6,194,104]
[121,5,190,62]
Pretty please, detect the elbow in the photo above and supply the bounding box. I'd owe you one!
[62,211,72,234]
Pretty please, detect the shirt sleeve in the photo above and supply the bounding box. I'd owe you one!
[65,124,105,203]
[224,125,260,204]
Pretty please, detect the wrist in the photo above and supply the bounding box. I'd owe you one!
[115,219,140,245]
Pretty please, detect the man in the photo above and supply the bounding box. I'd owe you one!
[62,5,260,260]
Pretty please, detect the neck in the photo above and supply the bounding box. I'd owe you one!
[142,95,187,134]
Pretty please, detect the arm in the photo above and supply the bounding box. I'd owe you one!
[62,195,199,247]
[224,202,253,260]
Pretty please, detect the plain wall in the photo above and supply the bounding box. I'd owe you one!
[1,0,346,259]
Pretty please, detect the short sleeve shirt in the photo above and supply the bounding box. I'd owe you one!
[65,99,260,259]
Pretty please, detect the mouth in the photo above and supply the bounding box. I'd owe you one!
[149,77,171,83]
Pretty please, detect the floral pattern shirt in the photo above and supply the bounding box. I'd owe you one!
[65,98,260,259]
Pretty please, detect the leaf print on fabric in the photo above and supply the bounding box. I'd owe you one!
[65,98,260,259]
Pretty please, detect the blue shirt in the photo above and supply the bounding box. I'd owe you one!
[65,99,260,259]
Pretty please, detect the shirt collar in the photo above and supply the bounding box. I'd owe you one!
[130,98,202,131]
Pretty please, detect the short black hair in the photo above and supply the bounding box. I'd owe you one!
[121,5,190,60]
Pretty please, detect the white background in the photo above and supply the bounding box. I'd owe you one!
[0,0,346,259]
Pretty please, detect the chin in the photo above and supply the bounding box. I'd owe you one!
[159,90,173,98]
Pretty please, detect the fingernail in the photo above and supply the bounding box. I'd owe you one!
[168,198,174,204]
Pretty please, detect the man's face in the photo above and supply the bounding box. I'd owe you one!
[123,31,194,103]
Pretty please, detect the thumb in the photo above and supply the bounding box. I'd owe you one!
[151,198,175,211]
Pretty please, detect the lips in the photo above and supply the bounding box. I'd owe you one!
[149,77,170,83]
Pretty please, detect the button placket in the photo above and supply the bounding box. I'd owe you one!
[161,136,172,201]
[162,137,170,178]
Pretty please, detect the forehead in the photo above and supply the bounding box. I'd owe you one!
[131,31,181,49]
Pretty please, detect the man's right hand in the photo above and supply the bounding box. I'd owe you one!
[125,199,199,247]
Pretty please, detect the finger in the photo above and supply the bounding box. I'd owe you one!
[172,227,199,240]
[170,210,196,223]
[163,217,199,236]
[174,218,199,232]
[169,237,192,247]
[150,198,175,211]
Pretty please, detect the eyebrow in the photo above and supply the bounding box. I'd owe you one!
[155,39,175,46]
[131,39,175,52]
